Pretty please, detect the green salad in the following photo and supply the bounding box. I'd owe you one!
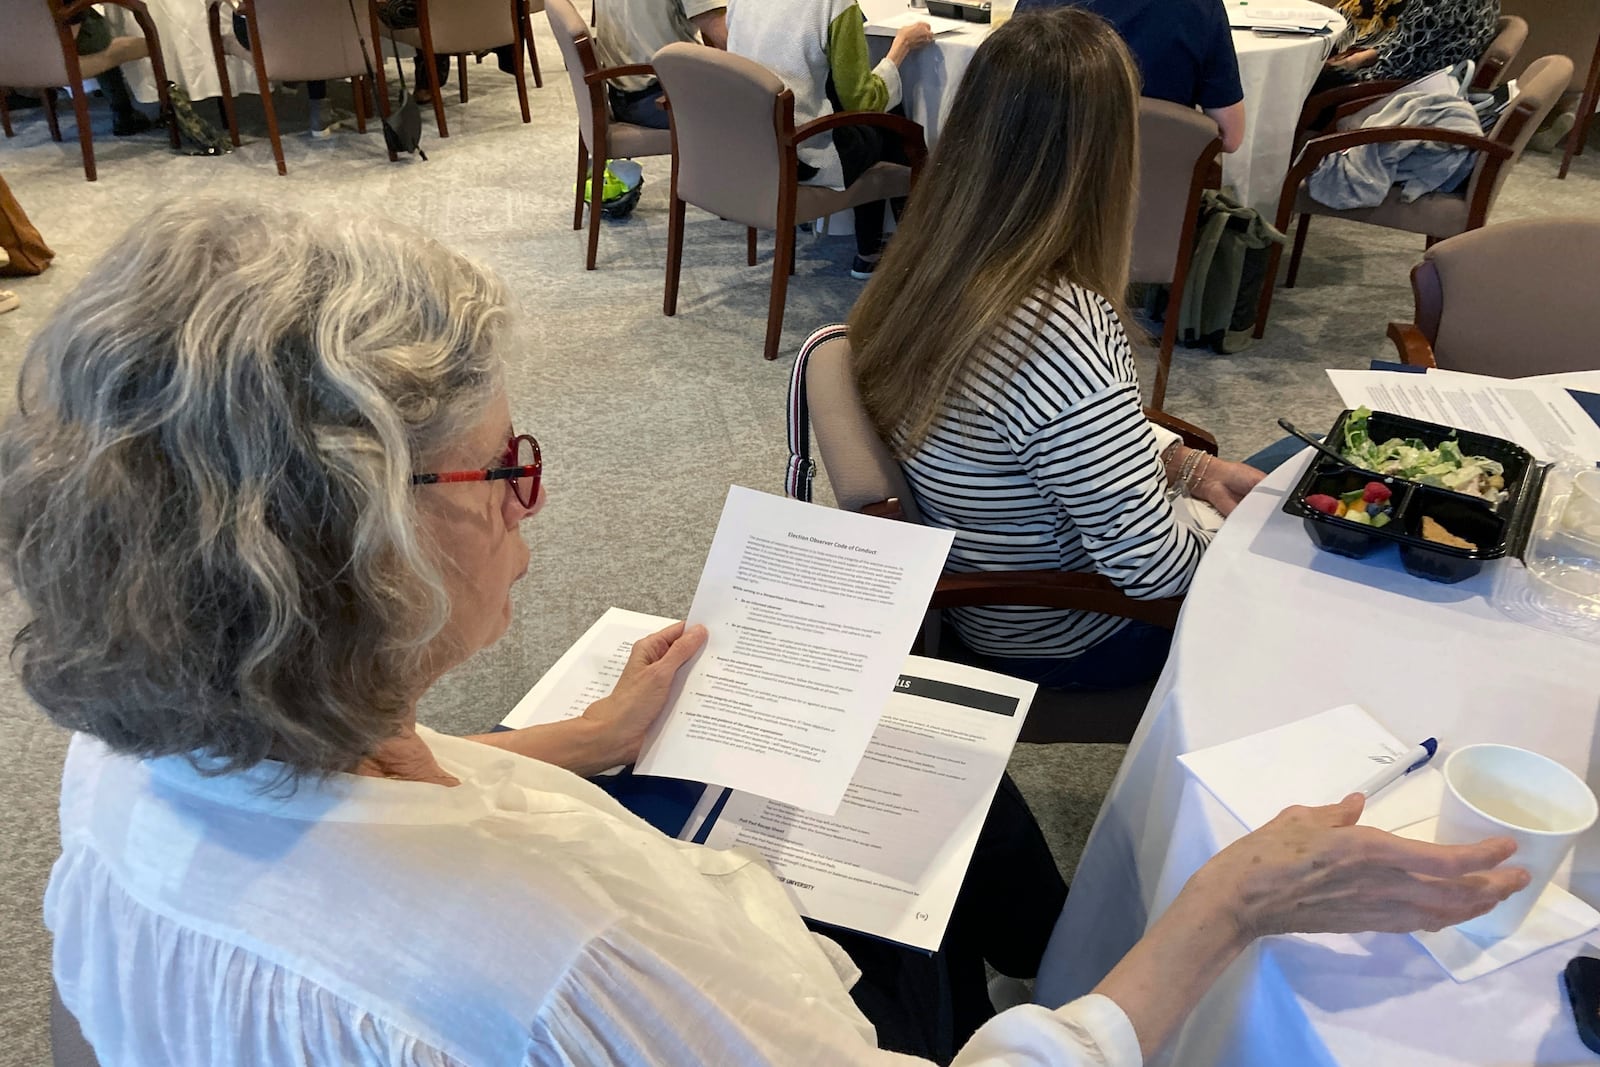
[1340,407,1508,502]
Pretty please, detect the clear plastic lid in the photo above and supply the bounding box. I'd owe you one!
[1492,462,1600,643]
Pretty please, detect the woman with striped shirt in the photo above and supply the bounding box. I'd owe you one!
[849,8,1264,689]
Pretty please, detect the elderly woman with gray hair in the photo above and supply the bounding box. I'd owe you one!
[5,202,1527,1067]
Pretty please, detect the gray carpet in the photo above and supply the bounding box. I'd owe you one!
[1,21,1597,1061]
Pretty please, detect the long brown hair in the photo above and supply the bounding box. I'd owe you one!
[849,9,1143,454]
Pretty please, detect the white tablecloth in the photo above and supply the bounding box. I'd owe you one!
[1034,371,1600,1066]
[102,0,261,102]
[859,0,1341,217]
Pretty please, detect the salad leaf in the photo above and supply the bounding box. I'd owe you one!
[1338,406,1507,503]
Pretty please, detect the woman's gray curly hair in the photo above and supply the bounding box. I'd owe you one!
[0,201,510,778]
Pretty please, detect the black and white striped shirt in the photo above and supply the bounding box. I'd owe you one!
[900,282,1210,660]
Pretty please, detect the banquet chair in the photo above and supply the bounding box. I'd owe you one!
[1292,16,1529,146]
[1132,98,1223,412]
[0,0,179,181]
[1387,217,1600,376]
[547,0,670,270]
[51,981,99,1067]
[206,0,388,176]
[1252,53,1573,338]
[1501,0,1600,179]
[790,327,1217,745]
[378,0,540,138]
[652,43,927,362]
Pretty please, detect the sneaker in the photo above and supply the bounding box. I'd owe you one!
[849,254,878,280]
[112,112,155,137]
[309,108,355,139]
[1529,110,1576,154]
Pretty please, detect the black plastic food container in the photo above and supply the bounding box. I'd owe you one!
[926,0,991,22]
[1282,409,1549,584]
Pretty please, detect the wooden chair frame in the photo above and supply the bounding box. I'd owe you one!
[852,409,1215,744]
[390,0,539,139]
[0,0,179,181]
[1252,87,1538,339]
[567,29,662,270]
[664,88,929,362]
[1146,139,1224,412]
[1559,29,1600,179]
[207,0,390,176]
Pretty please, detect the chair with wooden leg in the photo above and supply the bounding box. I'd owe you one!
[651,42,927,362]
[1132,98,1223,412]
[378,0,539,138]
[0,0,179,181]
[789,327,1219,744]
[547,0,670,270]
[206,0,388,176]
[1252,54,1573,339]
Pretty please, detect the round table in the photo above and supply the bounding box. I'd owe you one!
[1034,370,1600,1066]
[858,0,1342,217]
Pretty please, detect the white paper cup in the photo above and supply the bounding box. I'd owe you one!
[1433,744,1598,938]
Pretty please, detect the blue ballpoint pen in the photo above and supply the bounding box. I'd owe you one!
[1353,738,1439,799]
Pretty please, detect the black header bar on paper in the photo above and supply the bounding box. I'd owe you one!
[893,675,1019,717]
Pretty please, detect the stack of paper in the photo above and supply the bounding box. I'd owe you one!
[865,10,970,35]
[1224,1,1334,31]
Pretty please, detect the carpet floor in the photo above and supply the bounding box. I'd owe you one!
[1,21,1597,1062]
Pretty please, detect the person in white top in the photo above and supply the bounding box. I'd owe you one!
[595,0,728,129]
[2,201,1528,1066]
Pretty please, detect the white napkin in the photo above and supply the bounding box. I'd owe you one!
[1396,817,1600,982]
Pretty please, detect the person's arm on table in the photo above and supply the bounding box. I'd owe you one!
[690,5,728,49]
[1091,794,1527,1058]
[829,13,932,112]
[466,621,707,777]
[1159,440,1264,517]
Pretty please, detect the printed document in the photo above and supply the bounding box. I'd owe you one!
[501,607,676,731]
[1327,368,1600,463]
[685,656,1034,951]
[634,486,954,813]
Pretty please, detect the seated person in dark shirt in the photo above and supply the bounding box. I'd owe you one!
[1016,0,1245,151]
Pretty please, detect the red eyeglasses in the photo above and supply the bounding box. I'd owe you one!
[411,433,542,509]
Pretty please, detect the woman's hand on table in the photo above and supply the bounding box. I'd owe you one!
[1092,793,1527,1059]
[1205,793,1528,938]
[580,621,709,768]
[1193,457,1265,518]
[888,22,936,65]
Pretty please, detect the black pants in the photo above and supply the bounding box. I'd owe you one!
[798,108,912,257]
[815,773,1068,1064]
[608,81,669,130]
[74,10,139,121]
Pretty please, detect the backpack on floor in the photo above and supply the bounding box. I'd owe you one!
[166,82,231,156]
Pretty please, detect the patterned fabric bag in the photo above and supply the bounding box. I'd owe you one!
[165,82,231,156]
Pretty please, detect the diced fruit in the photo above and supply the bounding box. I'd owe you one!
[1336,502,1348,517]
[1372,512,1391,528]
[1345,509,1372,525]
[1362,481,1392,504]
[1305,494,1339,515]
[1366,502,1384,516]
[1341,489,1365,506]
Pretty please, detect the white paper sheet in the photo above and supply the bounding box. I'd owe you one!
[1327,368,1600,464]
[865,10,971,35]
[1224,0,1333,30]
[501,607,676,730]
[634,486,955,814]
[1179,704,1442,834]
[686,655,1034,951]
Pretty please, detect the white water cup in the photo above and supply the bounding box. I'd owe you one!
[1433,744,1598,938]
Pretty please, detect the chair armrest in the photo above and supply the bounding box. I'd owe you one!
[587,63,655,85]
[791,111,929,170]
[1297,78,1408,133]
[930,570,1184,630]
[1145,409,1218,455]
[1387,322,1438,368]
[860,499,907,521]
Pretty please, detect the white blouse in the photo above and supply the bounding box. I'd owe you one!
[47,727,1142,1066]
